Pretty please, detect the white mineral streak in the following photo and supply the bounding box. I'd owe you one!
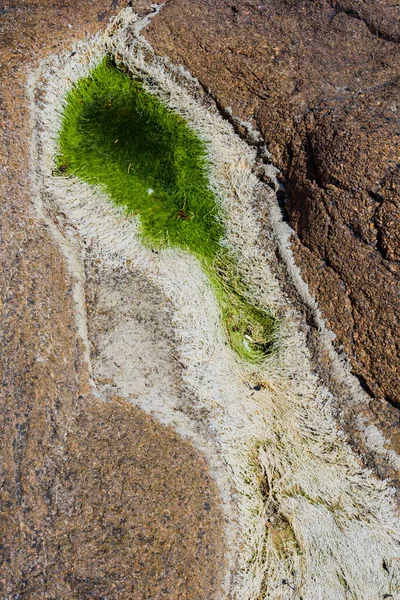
[29,8,400,599]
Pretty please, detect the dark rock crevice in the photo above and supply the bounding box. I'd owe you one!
[331,2,400,44]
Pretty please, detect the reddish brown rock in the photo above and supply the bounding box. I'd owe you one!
[146,0,400,408]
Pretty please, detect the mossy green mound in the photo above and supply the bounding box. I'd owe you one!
[57,57,277,361]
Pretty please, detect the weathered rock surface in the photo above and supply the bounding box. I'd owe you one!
[146,0,400,414]
[0,2,226,597]
[2,0,400,594]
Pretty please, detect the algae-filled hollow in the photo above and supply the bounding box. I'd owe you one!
[57,57,277,361]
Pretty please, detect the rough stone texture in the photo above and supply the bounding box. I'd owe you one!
[146,0,400,412]
[0,2,226,598]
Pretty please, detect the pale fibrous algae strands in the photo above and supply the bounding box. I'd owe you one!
[30,8,400,600]
[56,56,277,363]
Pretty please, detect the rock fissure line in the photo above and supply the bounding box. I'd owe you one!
[332,4,400,44]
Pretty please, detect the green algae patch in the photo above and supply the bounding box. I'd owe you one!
[57,57,222,260]
[57,57,277,361]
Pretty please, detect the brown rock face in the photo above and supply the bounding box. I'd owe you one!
[146,0,400,407]
[0,2,226,597]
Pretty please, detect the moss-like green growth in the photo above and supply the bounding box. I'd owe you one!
[57,57,276,361]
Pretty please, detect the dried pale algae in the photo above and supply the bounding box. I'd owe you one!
[57,57,276,362]
[30,8,400,600]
